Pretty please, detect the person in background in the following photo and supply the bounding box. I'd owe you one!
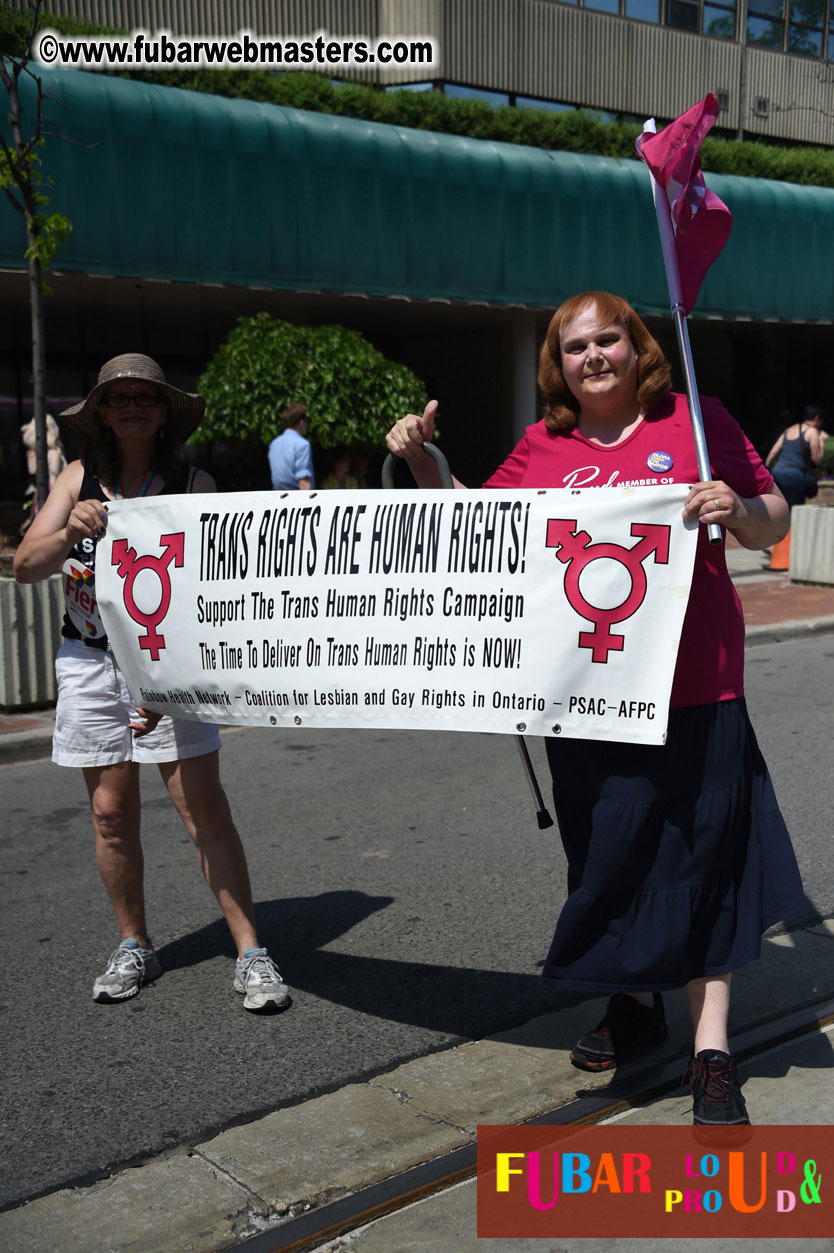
[765,404,824,506]
[803,404,830,455]
[320,446,358,490]
[14,354,290,1013]
[762,408,793,462]
[350,449,370,489]
[20,414,68,531]
[386,291,803,1130]
[268,402,315,490]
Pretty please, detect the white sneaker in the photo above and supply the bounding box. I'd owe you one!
[233,948,290,1012]
[93,938,161,1002]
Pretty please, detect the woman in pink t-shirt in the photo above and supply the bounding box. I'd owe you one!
[386,291,804,1130]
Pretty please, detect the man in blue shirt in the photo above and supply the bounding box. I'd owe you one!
[268,403,315,490]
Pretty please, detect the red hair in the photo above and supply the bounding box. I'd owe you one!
[538,291,671,432]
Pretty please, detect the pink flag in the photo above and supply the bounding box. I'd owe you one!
[636,94,732,314]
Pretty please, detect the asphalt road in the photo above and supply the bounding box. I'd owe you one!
[1,634,831,1211]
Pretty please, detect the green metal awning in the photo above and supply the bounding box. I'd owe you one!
[2,67,833,321]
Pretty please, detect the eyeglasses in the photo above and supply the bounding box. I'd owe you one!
[102,392,164,408]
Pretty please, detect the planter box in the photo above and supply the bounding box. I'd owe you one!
[0,574,63,709]
[789,504,834,586]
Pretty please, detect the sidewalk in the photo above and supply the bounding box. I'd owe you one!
[1,539,832,767]
[0,709,56,765]
[312,1006,834,1253]
[721,533,834,642]
[313,1033,834,1253]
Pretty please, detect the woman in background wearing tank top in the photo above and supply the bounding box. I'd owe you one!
[765,405,825,506]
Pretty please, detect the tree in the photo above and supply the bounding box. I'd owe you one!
[1,1,71,510]
[195,313,428,454]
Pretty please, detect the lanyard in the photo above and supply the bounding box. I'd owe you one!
[114,471,155,500]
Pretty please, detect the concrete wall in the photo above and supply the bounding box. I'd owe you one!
[0,575,63,708]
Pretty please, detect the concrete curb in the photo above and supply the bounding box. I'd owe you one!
[0,727,54,766]
[744,615,834,646]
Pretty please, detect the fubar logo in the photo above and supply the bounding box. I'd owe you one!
[111,533,185,660]
[477,1125,829,1238]
[546,519,671,662]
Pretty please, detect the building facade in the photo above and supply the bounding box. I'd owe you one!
[1,1,833,505]
[8,0,834,144]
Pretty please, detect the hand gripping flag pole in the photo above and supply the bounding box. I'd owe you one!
[637,95,733,545]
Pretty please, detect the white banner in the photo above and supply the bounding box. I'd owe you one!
[95,485,698,745]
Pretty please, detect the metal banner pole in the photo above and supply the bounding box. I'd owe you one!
[382,445,554,831]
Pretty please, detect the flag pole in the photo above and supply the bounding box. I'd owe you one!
[642,118,722,545]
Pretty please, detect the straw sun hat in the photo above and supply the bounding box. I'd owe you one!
[60,353,205,440]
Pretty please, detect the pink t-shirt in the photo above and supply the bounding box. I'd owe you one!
[483,393,774,708]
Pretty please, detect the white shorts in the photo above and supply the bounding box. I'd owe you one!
[52,639,222,767]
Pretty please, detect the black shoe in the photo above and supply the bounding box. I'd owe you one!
[686,1049,750,1126]
[570,993,667,1072]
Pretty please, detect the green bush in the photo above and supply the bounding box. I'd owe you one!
[821,434,834,476]
[195,312,427,453]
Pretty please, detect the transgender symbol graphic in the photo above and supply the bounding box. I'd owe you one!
[546,519,671,662]
[111,533,185,660]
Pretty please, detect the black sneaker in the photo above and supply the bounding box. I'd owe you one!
[687,1049,750,1125]
[570,993,667,1072]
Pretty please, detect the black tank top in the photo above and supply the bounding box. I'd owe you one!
[62,461,195,648]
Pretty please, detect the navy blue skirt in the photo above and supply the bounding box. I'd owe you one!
[541,698,805,993]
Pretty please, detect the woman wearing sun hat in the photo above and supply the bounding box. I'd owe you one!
[14,354,289,1013]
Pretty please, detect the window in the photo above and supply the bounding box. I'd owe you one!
[540,0,834,55]
[746,13,785,42]
[789,22,823,49]
[542,0,739,32]
[668,0,700,28]
[747,0,785,45]
[516,96,575,112]
[743,0,834,54]
[788,0,825,53]
[704,3,736,35]
[444,84,510,105]
[626,0,661,20]
[385,81,435,93]
[667,0,736,37]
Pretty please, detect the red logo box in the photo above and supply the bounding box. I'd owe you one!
[477,1125,829,1238]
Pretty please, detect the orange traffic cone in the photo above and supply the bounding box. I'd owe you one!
[769,529,790,571]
